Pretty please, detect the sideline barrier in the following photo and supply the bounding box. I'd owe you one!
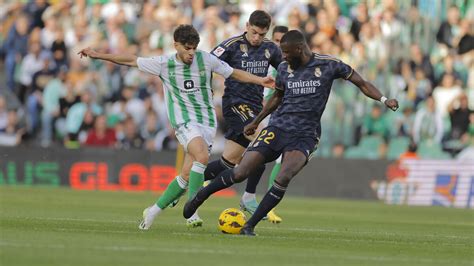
[1,147,472,207]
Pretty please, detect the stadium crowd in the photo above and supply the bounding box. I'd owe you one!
[0,0,473,160]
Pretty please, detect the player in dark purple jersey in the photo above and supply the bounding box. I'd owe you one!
[184,30,399,236]
[204,10,283,218]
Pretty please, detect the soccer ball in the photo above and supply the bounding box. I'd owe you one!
[218,208,246,234]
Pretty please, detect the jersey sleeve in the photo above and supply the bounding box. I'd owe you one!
[136,56,164,76]
[333,60,354,80]
[210,41,229,62]
[207,52,234,78]
[275,63,286,91]
[270,45,283,69]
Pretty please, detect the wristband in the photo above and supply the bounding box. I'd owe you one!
[380,96,388,104]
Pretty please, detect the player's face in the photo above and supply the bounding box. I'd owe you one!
[245,23,268,46]
[175,42,198,65]
[272,32,285,47]
[281,42,303,69]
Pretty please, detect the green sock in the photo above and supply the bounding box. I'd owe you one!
[268,162,281,190]
[156,176,187,209]
[188,162,206,199]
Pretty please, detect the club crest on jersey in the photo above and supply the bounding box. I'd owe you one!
[264,49,270,59]
[287,66,294,78]
[183,79,195,92]
[314,67,321,77]
[240,44,248,57]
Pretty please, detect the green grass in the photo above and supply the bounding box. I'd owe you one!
[0,186,473,266]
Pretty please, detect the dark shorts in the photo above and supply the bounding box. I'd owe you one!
[222,102,262,147]
[247,126,319,164]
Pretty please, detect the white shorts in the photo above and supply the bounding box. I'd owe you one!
[175,122,216,153]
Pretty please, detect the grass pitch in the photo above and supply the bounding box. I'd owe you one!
[0,186,472,266]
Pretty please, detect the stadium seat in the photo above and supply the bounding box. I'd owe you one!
[344,147,365,159]
[358,135,384,151]
[418,140,452,159]
[387,136,410,160]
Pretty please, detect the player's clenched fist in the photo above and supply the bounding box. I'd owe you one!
[385,99,399,111]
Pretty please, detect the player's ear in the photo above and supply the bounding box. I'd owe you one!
[297,44,303,54]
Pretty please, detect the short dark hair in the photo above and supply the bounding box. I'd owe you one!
[281,30,306,45]
[272,25,288,36]
[248,10,272,29]
[173,24,200,46]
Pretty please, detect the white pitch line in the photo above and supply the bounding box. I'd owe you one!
[2,216,472,241]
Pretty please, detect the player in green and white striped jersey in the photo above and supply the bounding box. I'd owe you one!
[78,25,274,230]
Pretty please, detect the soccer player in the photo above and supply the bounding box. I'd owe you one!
[183,30,399,236]
[78,25,274,229]
[261,25,288,223]
[204,10,283,218]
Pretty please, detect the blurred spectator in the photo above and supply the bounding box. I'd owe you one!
[101,0,137,23]
[135,2,160,42]
[331,143,346,159]
[50,28,68,70]
[4,14,29,92]
[56,82,80,139]
[65,89,102,145]
[17,42,46,102]
[40,67,68,147]
[0,110,25,146]
[436,5,461,48]
[349,3,369,41]
[393,106,415,137]
[407,67,432,108]
[399,139,419,160]
[141,111,161,151]
[361,105,390,140]
[409,44,434,84]
[455,19,474,55]
[84,114,117,148]
[432,73,463,116]
[22,0,49,30]
[435,54,466,86]
[0,96,8,131]
[118,116,144,150]
[413,96,444,144]
[448,94,472,142]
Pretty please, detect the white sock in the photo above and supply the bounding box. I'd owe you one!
[242,192,256,202]
[187,211,200,221]
[146,204,162,223]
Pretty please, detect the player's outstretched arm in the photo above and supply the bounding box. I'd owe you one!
[230,69,275,88]
[348,70,399,111]
[244,89,284,136]
[77,47,138,67]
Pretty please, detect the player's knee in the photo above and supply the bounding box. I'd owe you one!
[276,169,296,186]
[193,153,209,165]
[233,167,250,183]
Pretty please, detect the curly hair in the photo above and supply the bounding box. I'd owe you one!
[173,24,200,46]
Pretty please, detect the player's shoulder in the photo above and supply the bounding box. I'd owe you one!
[220,34,245,48]
[197,49,220,62]
[138,54,170,65]
[313,53,342,63]
[276,61,289,72]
